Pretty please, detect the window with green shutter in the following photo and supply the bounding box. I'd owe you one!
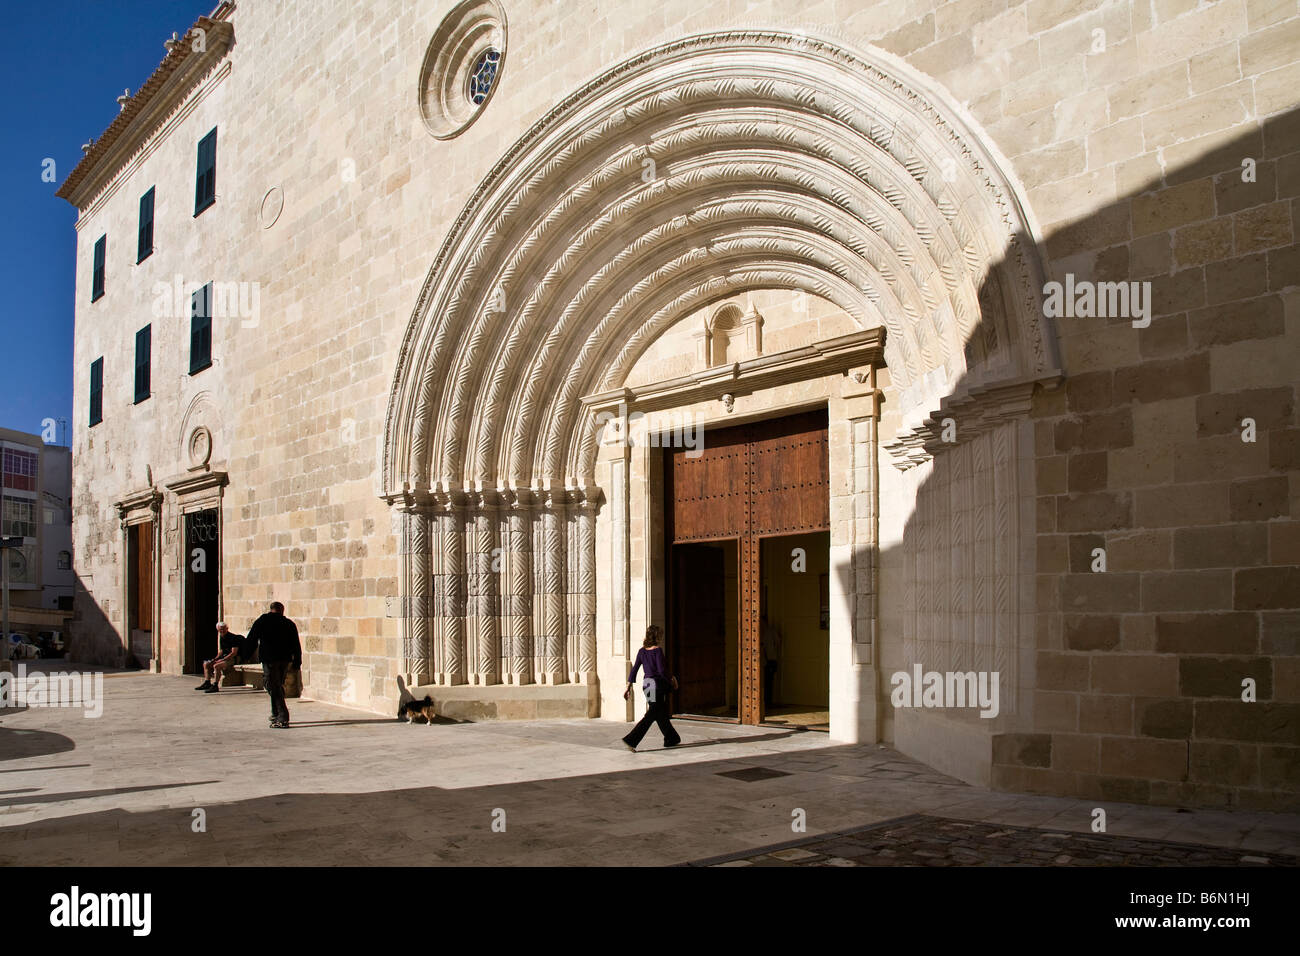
[134,325,151,403]
[137,187,155,262]
[90,358,103,426]
[190,283,212,374]
[91,235,106,301]
[194,128,217,215]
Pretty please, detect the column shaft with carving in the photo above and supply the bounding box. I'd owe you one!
[537,490,567,683]
[575,492,597,682]
[438,496,467,685]
[399,508,432,685]
[470,495,500,684]
[503,490,534,684]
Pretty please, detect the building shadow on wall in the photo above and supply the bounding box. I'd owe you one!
[864,105,1299,811]
[66,570,142,668]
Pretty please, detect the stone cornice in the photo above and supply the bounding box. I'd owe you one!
[582,328,886,418]
[163,469,228,498]
[884,372,1062,470]
[115,487,162,522]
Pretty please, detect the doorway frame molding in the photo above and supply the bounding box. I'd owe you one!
[593,329,886,736]
[115,486,163,672]
[164,470,227,673]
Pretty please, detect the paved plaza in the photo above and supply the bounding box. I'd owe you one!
[2,669,1298,867]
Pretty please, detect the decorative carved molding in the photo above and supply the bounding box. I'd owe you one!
[164,469,228,510]
[582,328,885,422]
[383,28,1057,502]
[259,186,284,229]
[901,420,1024,713]
[884,372,1060,469]
[115,487,163,528]
[186,425,213,472]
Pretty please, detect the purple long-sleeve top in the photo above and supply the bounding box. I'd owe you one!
[627,646,669,684]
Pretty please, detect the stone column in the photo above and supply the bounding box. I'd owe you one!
[398,506,432,686]
[575,489,598,683]
[436,492,468,685]
[537,487,567,684]
[470,491,500,685]
[502,489,534,685]
[430,501,445,682]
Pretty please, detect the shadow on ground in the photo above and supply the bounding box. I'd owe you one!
[0,726,75,763]
[3,727,1294,866]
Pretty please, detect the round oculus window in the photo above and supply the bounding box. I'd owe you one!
[418,0,507,139]
[468,48,501,105]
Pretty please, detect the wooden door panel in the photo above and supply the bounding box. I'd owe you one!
[673,544,727,713]
[135,521,153,632]
[667,408,828,724]
[670,441,748,540]
[748,413,829,536]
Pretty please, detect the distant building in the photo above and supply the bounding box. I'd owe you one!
[1,427,73,646]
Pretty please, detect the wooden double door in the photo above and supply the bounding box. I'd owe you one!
[665,409,829,724]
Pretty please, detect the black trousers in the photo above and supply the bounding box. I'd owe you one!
[262,662,290,724]
[624,695,680,748]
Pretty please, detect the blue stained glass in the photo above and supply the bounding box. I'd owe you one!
[469,48,501,105]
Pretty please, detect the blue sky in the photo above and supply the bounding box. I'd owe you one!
[0,1,211,444]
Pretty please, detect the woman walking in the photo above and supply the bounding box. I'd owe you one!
[622,625,682,751]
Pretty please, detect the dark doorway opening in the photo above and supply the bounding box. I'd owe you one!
[183,509,219,674]
[671,539,738,719]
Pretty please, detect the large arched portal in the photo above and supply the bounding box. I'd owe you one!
[382,29,1060,742]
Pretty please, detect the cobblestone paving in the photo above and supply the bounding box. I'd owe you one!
[689,814,1300,866]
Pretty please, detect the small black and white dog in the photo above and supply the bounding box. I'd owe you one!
[397,695,436,724]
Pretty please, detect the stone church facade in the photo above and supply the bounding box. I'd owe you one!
[60,0,1299,809]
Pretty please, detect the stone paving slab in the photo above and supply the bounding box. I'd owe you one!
[685,815,1300,867]
[1,673,1298,866]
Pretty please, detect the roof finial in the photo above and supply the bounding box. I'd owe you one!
[164,31,181,52]
[116,88,131,111]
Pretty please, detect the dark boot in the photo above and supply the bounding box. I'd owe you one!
[195,680,212,690]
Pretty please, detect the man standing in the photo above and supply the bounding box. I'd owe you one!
[244,601,301,729]
[195,622,245,693]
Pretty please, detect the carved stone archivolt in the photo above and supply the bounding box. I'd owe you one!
[383,28,1059,687]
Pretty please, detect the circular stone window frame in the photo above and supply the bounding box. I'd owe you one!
[418,0,508,140]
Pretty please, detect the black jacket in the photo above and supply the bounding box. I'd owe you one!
[245,612,301,667]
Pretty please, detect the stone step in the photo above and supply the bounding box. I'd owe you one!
[405,681,597,721]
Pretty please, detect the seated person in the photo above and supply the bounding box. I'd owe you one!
[195,622,245,693]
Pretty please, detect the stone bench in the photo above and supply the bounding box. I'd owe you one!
[222,662,301,698]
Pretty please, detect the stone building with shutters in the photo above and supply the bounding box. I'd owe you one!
[59,0,1300,809]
